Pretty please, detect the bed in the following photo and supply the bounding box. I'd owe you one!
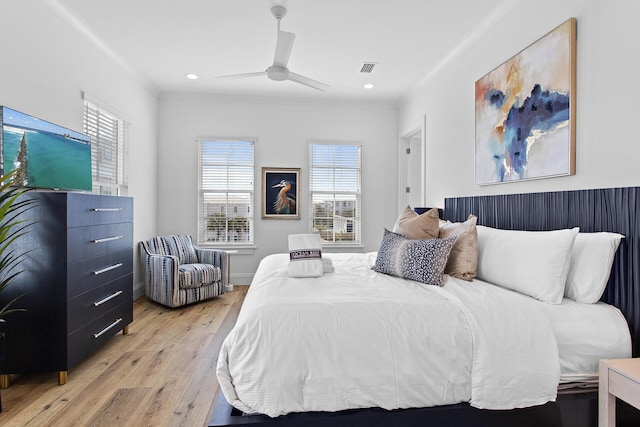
[213,186,640,426]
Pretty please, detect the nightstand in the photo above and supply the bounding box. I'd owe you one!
[599,358,640,426]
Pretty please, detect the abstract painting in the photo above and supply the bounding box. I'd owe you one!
[475,18,576,185]
[262,167,300,219]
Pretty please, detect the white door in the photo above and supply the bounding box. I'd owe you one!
[399,118,425,210]
[406,133,423,208]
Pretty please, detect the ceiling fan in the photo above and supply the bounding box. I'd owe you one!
[217,5,329,91]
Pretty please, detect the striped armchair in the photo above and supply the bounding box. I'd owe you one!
[139,235,228,308]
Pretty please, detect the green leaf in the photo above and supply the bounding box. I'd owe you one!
[0,169,36,321]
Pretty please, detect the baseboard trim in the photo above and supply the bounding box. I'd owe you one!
[230,273,254,286]
[133,281,145,300]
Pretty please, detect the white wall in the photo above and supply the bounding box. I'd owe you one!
[158,93,398,283]
[1,2,159,295]
[399,0,640,208]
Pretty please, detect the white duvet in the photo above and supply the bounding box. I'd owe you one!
[217,253,561,417]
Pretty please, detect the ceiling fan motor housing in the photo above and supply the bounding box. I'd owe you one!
[271,5,287,20]
[266,65,289,81]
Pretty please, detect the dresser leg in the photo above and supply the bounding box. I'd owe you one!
[58,371,67,385]
[123,325,129,335]
[0,374,10,389]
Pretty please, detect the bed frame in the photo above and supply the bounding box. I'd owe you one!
[210,186,640,426]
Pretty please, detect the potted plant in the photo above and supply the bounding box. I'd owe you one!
[0,169,36,412]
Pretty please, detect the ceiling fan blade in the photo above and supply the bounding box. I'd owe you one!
[216,71,267,79]
[288,72,330,91]
[273,31,295,67]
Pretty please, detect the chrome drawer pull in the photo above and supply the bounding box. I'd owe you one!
[93,263,123,275]
[92,208,123,212]
[93,290,123,307]
[93,235,123,244]
[93,318,123,339]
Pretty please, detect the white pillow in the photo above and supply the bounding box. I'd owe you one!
[564,232,624,303]
[476,225,579,304]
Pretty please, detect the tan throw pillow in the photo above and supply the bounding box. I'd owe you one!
[439,215,478,281]
[392,206,440,240]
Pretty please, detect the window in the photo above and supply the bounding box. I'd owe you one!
[309,142,362,245]
[83,96,128,195]
[198,139,254,245]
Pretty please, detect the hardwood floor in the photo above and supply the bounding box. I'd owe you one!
[0,285,248,427]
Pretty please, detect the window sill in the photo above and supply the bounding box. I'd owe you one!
[196,244,256,255]
[322,244,364,251]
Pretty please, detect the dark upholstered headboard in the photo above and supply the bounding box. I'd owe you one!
[444,187,640,357]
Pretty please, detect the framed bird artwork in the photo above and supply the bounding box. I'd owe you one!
[262,167,300,219]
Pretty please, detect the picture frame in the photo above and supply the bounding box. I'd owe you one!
[262,167,300,219]
[475,18,577,185]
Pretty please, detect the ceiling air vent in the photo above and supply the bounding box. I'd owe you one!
[360,62,377,73]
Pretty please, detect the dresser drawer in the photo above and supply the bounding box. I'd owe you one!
[67,222,133,263]
[67,274,133,334]
[67,193,133,227]
[67,248,133,298]
[67,301,133,369]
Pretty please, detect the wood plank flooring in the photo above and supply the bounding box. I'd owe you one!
[0,285,248,427]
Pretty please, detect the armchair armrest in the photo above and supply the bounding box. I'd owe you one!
[195,248,223,265]
[196,248,228,288]
[140,241,181,305]
[146,253,182,306]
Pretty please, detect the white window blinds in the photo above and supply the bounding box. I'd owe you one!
[198,139,254,245]
[83,100,128,195]
[309,143,361,244]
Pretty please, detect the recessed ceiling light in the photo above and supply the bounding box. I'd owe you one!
[185,73,198,80]
[364,83,375,89]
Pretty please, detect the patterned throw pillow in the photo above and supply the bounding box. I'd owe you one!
[372,229,456,286]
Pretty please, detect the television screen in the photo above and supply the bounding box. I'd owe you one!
[0,106,92,191]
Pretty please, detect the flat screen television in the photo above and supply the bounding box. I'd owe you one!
[0,106,92,191]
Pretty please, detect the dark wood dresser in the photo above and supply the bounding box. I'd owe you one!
[0,192,133,386]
